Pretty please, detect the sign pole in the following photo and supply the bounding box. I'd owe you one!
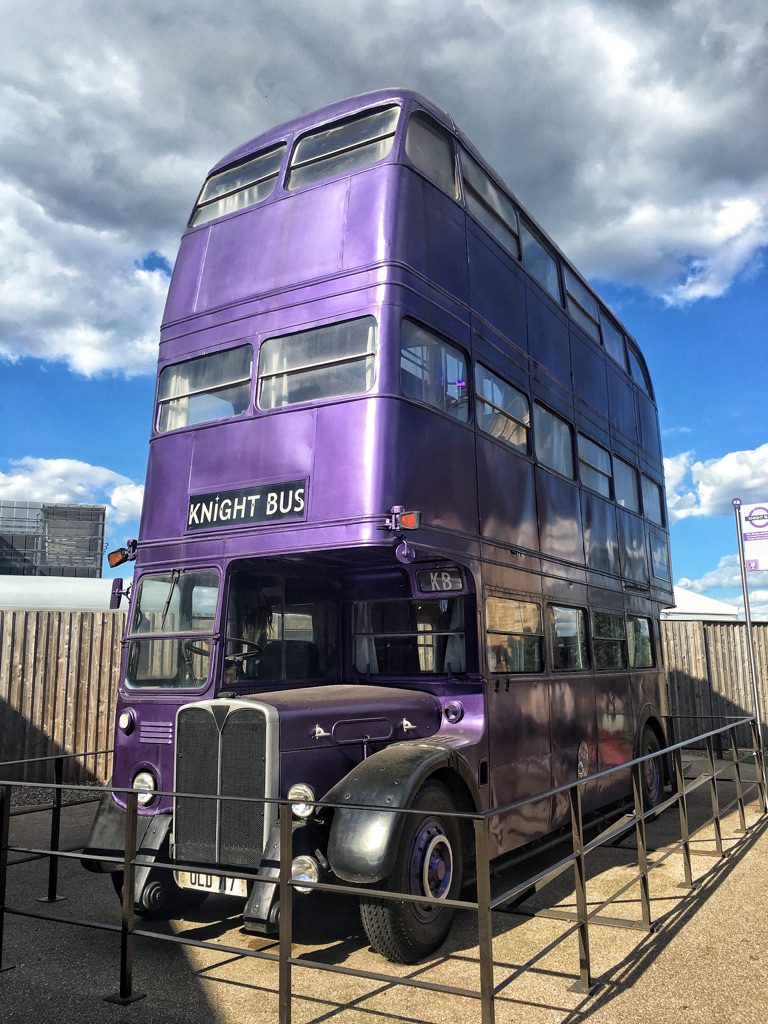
[732,498,767,810]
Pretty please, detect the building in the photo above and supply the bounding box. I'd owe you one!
[661,586,740,622]
[0,501,105,578]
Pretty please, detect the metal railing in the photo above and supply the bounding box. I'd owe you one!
[1,719,766,1023]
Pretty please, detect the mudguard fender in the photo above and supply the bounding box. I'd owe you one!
[324,740,478,885]
[81,787,171,886]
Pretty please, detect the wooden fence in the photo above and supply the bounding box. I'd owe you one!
[0,611,767,785]
[0,609,124,784]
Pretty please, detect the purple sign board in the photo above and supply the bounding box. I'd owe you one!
[741,503,768,571]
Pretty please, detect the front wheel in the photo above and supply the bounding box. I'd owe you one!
[359,780,463,964]
[110,869,208,917]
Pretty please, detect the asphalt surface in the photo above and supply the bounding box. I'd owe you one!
[1,758,767,1024]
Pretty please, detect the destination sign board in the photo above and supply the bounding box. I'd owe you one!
[741,502,768,571]
[416,568,464,593]
[187,479,306,531]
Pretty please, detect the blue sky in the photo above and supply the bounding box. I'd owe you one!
[1,0,766,616]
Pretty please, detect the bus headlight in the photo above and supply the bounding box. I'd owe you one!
[287,783,315,819]
[291,855,319,893]
[132,770,157,806]
[118,709,136,734]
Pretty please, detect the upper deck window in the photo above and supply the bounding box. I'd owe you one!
[564,268,600,342]
[258,316,376,409]
[641,475,664,526]
[405,113,458,197]
[627,342,652,396]
[287,105,399,190]
[400,320,469,422]
[157,345,252,433]
[614,456,640,512]
[191,145,285,227]
[475,364,529,452]
[534,403,574,478]
[460,150,519,257]
[600,313,627,368]
[521,224,561,302]
[578,434,612,498]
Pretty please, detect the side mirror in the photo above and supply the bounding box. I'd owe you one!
[110,578,125,609]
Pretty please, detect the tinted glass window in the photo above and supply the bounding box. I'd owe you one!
[642,476,664,525]
[534,403,574,478]
[614,457,640,512]
[158,346,252,432]
[400,320,469,421]
[287,106,399,190]
[486,596,543,673]
[564,268,600,341]
[650,534,671,581]
[578,434,612,498]
[353,598,465,675]
[406,114,457,197]
[521,224,561,301]
[191,146,285,226]
[259,317,376,409]
[475,365,529,452]
[461,150,519,257]
[549,605,589,672]
[592,612,627,670]
[627,342,652,395]
[600,314,627,368]
[628,616,654,668]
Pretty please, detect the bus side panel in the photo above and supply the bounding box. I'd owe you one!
[594,672,633,803]
[466,225,528,353]
[549,675,599,824]
[535,471,585,566]
[476,438,538,550]
[487,677,552,856]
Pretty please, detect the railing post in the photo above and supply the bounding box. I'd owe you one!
[729,730,747,834]
[38,756,66,904]
[0,784,14,973]
[278,803,294,1024]
[473,816,495,1024]
[705,736,724,858]
[104,790,145,1005]
[631,763,653,930]
[673,745,695,889]
[568,784,593,993]
[750,719,768,813]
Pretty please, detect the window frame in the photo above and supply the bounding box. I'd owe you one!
[520,222,562,303]
[405,112,459,199]
[190,144,286,227]
[578,434,612,498]
[460,149,520,258]
[613,455,640,512]
[156,345,253,434]
[474,364,530,453]
[485,595,544,674]
[591,611,628,671]
[534,402,575,479]
[286,105,400,191]
[564,267,600,342]
[399,319,470,422]
[547,604,590,673]
[628,615,655,668]
[257,315,377,411]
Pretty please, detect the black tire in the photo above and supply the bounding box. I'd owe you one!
[639,727,663,808]
[110,869,207,917]
[359,780,463,964]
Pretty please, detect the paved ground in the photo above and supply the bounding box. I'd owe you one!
[1,760,767,1024]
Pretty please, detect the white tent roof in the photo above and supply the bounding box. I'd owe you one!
[0,575,129,611]
[662,586,739,621]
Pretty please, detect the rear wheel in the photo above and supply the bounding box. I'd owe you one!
[359,780,463,964]
[639,727,663,808]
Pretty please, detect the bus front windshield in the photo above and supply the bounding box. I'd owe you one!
[126,569,219,690]
[224,574,338,685]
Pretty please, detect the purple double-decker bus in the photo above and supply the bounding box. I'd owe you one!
[84,90,673,964]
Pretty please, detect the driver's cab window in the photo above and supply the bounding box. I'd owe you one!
[224,573,338,685]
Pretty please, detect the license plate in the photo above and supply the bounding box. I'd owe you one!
[175,870,248,898]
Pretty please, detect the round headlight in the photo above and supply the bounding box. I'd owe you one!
[287,783,316,819]
[132,770,157,806]
[118,709,136,734]
[291,855,319,894]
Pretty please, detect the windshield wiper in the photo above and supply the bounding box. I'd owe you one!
[160,569,180,631]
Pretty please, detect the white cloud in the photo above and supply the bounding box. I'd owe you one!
[0,457,144,526]
[677,555,742,593]
[665,443,768,523]
[0,0,766,377]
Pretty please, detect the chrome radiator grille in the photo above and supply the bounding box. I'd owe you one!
[174,703,270,870]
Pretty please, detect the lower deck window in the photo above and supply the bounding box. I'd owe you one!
[353,598,465,675]
[548,605,589,672]
[486,596,542,673]
[592,612,627,670]
[628,616,654,668]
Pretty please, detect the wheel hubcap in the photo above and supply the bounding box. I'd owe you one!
[409,816,453,922]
